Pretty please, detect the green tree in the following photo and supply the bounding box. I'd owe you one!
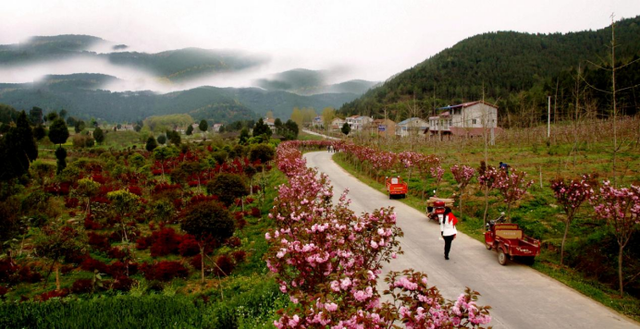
[145,136,158,152]
[29,107,43,125]
[93,126,105,144]
[341,122,351,135]
[55,147,67,174]
[290,107,303,128]
[274,118,283,135]
[74,120,86,133]
[253,118,272,138]
[199,119,209,134]
[239,128,250,145]
[33,125,46,141]
[48,118,69,146]
[206,173,249,206]
[106,189,140,243]
[284,119,299,140]
[166,130,181,145]
[157,134,167,145]
[0,111,38,181]
[321,107,336,130]
[33,218,87,290]
[186,125,194,135]
[249,144,275,164]
[181,201,234,282]
[153,146,178,180]
[59,109,67,119]
[45,112,58,123]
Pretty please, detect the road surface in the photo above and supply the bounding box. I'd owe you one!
[304,151,639,329]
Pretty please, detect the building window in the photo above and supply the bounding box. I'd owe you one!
[472,119,477,124]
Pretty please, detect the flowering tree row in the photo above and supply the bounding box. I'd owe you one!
[266,141,491,328]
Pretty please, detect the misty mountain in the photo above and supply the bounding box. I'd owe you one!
[0,35,267,82]
[340,15,640,122]
[0,73,359,123]
[256,68,378,95]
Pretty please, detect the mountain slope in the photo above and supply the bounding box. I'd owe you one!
[0,74,359,122]
[340,16,640,121]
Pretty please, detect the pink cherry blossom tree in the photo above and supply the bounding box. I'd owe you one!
[550,174,597,265]
[451,165,476,215]
[590,181,640,296]
[491,168,533,222]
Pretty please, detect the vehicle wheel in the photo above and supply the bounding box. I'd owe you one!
[498,249,508,266]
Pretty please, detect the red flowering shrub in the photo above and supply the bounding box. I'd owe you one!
[245,197,254,204]
[178,235,200,257]
[189,254,202,270]
[188,194,218,205]
[0,259,18,283]
[234,211,244,220]
[140,261,189,281]
[231,250,246,263]
[107,247,128,260]
[226,237,241,248]
[87,232,111,251]
[43,182,71,195]
[81,257,109,274]
[112,276,135,291]
[18,266,42,283]
[149,227,183,257]
[235,218,247,230]
[106,261,138,277]
[36,288,70,302]
[71,279,94,294]
[0,285,8,296]
[213,255,234,277]
[136,236,151,250]
[65,197,80,208]
[91,174,108,184]
[250,207,261,218]
[127,185,143,196]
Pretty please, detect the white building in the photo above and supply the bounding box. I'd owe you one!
[427,101,499,137]
[331,118,346,131]
[396,117,429,137]
[345,115,373,131]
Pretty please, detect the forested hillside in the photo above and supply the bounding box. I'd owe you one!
[0,74,358,122]
[340,16,640,126]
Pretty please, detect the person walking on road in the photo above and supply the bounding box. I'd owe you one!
[432,201,458,260]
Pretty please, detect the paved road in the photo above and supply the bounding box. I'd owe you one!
[304,151,639,329]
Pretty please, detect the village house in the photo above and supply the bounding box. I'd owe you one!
[265,118,276,132]
[366,118,396,137]
[346,115,373,131]
[312,116,323,128]
[396,117,428,137]
[331,117,346,131]
[426,101,500,138]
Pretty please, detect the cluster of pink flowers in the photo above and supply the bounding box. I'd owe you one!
[267,141,491,328]
[550,175,596,214]
[451,165,476,190]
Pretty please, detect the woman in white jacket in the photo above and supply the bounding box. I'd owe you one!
[432,201,458,260]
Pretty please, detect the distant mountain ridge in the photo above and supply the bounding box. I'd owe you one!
[0,73,359,123]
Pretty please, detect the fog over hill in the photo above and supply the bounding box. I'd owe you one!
[0,35,378,121]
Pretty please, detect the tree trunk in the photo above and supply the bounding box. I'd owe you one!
[55,264,60,291]
[561,219,570,265]
[200,245,205,283]
[618,244,624,296]
[483,186,489,226]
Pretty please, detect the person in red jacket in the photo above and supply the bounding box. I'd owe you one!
[432,201,458,260]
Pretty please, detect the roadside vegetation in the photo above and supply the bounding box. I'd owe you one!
[328,116,640,321]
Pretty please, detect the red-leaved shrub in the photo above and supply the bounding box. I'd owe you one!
[250,207,261,218]
[231,250,247,263]
[140,261,189,281]
[71,279,94,294]
[149,228,183,257]
[107,247,128,260]
[0,285,8,296]
[87,232,111,251]
[189,254,202,270]
[81,256,109,274]
[36,288,70,302]
[178,235,200,257]
[213,255,235,277]
[226,237,242,248]
[65,197,80,208]
[112,276,135,291]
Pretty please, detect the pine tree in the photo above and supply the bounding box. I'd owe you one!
[48,118,69,146]
[145,136,158,152]
[93,126,105,144]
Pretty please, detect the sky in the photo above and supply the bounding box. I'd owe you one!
[1,0,640,89]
